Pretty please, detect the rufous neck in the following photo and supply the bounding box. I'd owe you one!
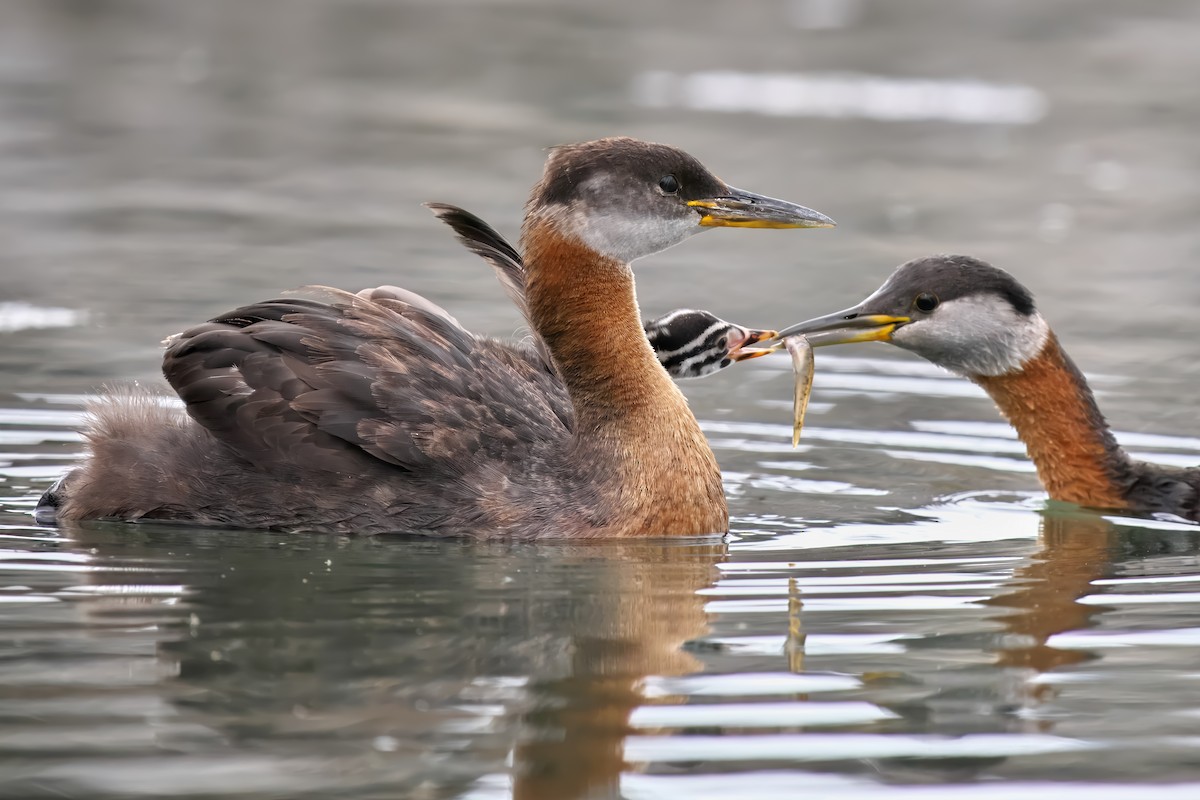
[521,220,681,423]
[972,332,1131,510]
[519,218,727,536]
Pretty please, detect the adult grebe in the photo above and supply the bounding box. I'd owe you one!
[426,203,778,379]
[774,255,1200,520]
[37,137,833,537]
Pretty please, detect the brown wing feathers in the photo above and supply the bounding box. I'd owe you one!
[425,202,526,314]
[425,203,558,372]
[164,302,378,473]
[163,288,572,486]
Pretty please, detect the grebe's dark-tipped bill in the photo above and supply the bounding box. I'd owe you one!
[729,328,780,362]
[772,305,910,346]
[688,187,835,229]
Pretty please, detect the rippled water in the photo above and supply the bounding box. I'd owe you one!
[4,1,1200,797]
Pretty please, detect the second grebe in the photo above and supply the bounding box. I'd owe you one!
[37,137,833,537]
[774,255,1200,520]
[427,203,777,378]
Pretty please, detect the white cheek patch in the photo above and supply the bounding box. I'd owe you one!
[892,296,1049,377]
[557,174,703,263]
[571,209,701,263]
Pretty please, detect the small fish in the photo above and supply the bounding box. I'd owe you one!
[784,336,814,448]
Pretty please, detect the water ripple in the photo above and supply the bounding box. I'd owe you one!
[630,701,898,730]
[633,70,1048,125]
[624,732,1097,765]
[0,302,86,333]
[643,672,861,698]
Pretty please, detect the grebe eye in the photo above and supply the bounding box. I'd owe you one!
[914,293,939,313]
[716,337,726,349]
[658,175,680,194]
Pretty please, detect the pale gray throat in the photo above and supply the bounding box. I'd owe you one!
[891,297,1050,378]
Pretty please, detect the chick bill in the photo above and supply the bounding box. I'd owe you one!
[784,336,814,448]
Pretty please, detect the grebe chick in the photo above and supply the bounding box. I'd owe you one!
[38,137,833,537]
[427,203,776,379]
[774,255,1200,520]
[643,309,776,378]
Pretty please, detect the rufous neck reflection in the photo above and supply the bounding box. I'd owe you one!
[513,540,725,800]
[984,512,1117,691]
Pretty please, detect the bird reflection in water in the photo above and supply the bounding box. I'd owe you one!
[55,527,727,800]
[46,509,1200,793]
[982,511,1198,726]
[510,540,724,800]
[985,510,1118,678]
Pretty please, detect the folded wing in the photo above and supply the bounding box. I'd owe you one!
[163,289,573,481]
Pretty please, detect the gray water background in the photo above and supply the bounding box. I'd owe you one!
[3,1,1200,797]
